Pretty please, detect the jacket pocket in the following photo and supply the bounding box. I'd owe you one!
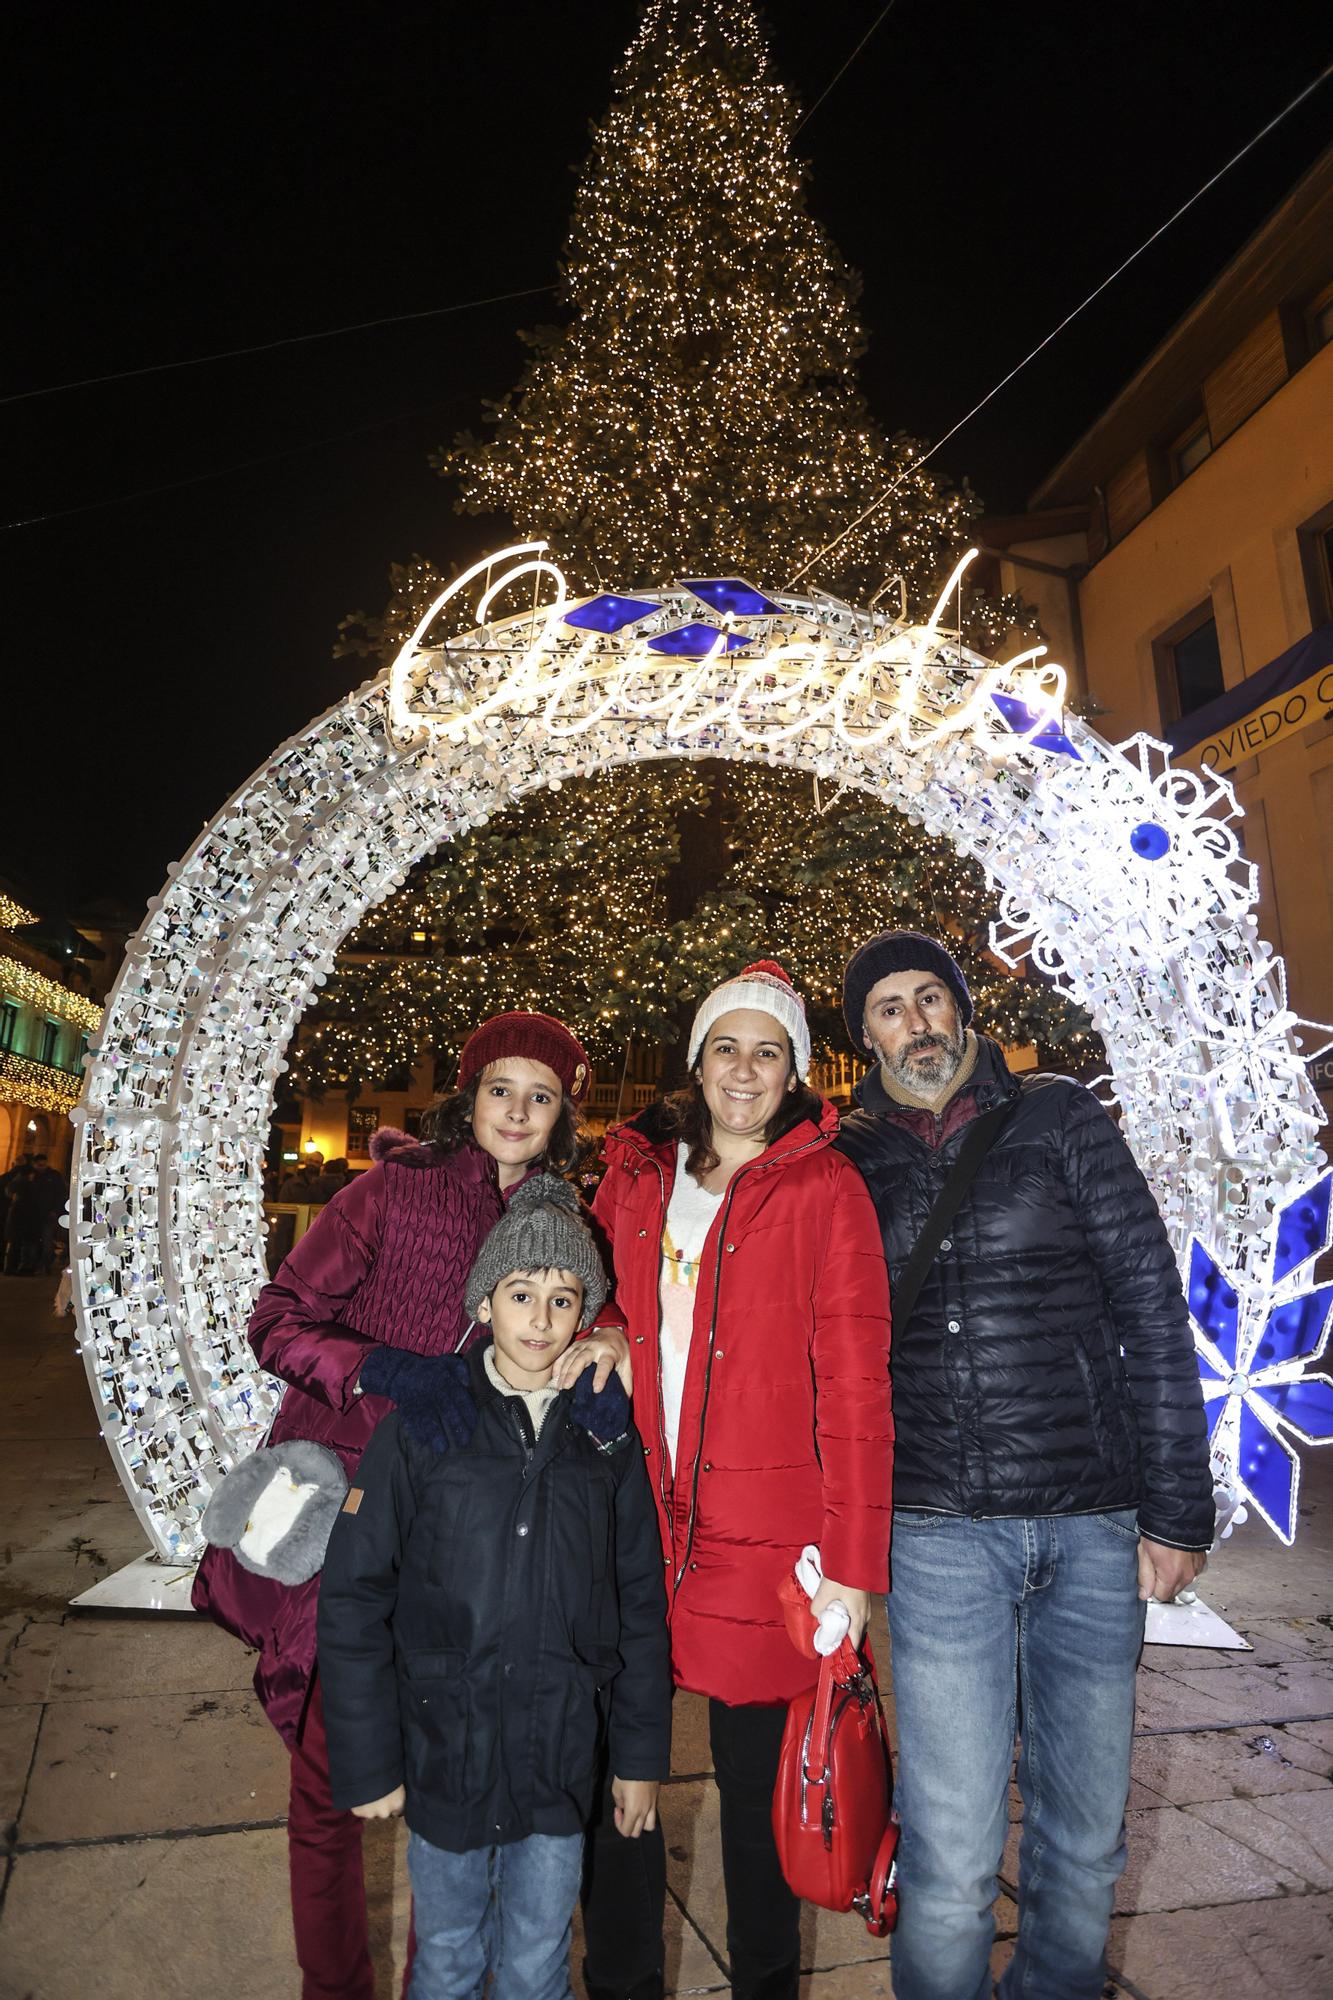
[585,1470,615,1582]
[399,1648,476,1802]
[1072,1339,1117,1466]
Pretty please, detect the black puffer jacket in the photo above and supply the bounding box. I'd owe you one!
[317,1343,671,1852]
[835,1038,1213,1550]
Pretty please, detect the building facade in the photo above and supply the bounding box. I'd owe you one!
[986,148,1333,1110]
[0,888,104,1174]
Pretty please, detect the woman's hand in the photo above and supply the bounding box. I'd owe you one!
[612,1776,659,1838]
[811,1577,870,1651]
[351,1785,405,1820]
[551,1328,633,1397]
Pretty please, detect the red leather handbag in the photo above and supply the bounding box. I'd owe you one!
[771,1634,899,1937]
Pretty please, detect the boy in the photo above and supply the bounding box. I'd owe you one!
[318,1177,671,2000]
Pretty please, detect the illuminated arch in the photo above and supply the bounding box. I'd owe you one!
[72,548,1332,1555]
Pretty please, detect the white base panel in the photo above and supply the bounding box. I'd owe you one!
[1143,1591,1249,1650]
[71,1551,200,1613]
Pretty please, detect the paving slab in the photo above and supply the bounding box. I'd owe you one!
[663,1776,921,1974]
[1108,1892,1333,2000]
[1188,1789,1333,1890]
[1116,1803,1307,1909]
[1131,1723,1333,1804]
[670,1688,713,1777]
[0,1613,59,1707]
[802,1961,892,1996]
[0,1700,40,1829]
[571,1883,726,1999]
[1134,1663,1245,1731]
[21,1688,289,1842]
[49,1612,256,1702]
[1158,1658,1333,1724]
[0,1439,145,1618]
[1002,1802,1307,1914]
[1284,1717,1333,1754]
[1,1827,303,2000]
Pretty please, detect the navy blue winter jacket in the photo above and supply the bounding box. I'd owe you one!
[835,1037,1213,1550]
[317,1341,672,1852]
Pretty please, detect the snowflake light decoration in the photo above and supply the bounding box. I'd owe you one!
[71,544,1331,1562]
[1189,1172,1333,1541]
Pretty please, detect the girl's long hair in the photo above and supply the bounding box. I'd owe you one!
[418,1074,590,1178]
[661,1058,823,1179]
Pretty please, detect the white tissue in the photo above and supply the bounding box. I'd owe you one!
[795,1543,852,1657]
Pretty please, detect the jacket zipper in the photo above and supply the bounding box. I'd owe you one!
[638,1150,676,1535]
[673,1127,829,1593]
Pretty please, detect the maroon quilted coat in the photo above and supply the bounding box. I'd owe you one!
[592,1099,893,1707]
[192,1137,506,1745]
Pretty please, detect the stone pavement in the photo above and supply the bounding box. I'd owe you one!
[1,1271,1330,1999]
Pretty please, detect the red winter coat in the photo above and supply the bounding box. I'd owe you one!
[592,1099,893,1707]
[192,1138,506,1745]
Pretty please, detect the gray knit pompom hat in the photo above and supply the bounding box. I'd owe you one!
[465,1175,608,1330]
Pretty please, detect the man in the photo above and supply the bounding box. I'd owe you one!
[31,1154,68,1273]
[835,929,1212,2000]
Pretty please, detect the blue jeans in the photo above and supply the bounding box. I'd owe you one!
[886,1510,1146,2000]
[407,1828,583,2000]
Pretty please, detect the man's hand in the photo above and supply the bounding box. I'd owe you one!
[551,1328,633,1396]
[1138,1538,1207,1603]
[810,1577,870,1650]
[351,1785,405,1820]
[612,1776,659,1839]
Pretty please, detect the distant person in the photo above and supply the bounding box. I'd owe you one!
[307,1158,350,1203]
[31,1154,67,1273]
[2,1163,42,1275]
[277,1162,319,1202]
[319,1177,670,2000]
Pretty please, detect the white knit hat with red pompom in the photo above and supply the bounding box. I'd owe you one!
[687,960,812,1080]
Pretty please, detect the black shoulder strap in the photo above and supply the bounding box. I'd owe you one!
[892,1097,1019,1334]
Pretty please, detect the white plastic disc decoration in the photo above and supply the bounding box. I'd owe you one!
[72,544,1332,1560]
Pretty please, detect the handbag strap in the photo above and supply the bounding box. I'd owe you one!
[891,1096,1019,1333]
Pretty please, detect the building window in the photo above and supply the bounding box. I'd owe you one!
[1169,417,1212,487]
[1155,605,1227,726]
[1306,282,1333,356]
[1298,500,1333,627]
[347,1105,381,1156]
[39,1019,59,1067]
[0,1000,18,1053]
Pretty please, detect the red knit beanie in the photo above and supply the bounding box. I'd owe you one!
[456,1012,592,1104]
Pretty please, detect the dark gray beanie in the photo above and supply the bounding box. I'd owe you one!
[465,1175,607,1330]
[841,929,974,1050]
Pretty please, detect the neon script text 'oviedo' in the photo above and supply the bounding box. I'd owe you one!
[387,543,1071,754]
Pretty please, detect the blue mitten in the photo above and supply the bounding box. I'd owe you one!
[358,1348,478,1453]
[571,1366,631,1445]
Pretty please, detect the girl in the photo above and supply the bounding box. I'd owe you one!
[194,1010,600,2000]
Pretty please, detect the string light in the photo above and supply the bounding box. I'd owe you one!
[0,893,40,929]
[0,1053,83,1115]
[0,954,103,1032]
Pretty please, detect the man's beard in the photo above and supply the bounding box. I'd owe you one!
[887,1025,967,1095]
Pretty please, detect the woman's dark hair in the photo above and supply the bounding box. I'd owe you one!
[662,1051,823,1179]
[419,1073,591,1178]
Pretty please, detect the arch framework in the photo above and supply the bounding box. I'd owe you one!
[72,566,1333,1555]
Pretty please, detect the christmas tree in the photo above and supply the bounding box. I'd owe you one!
[320,0,1086,1094]
[291,762,1090,1101]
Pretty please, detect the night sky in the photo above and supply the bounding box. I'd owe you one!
[5,2,1329,916]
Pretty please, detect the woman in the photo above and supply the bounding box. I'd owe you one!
[573,961,893,2000]
[194,1009,605,2000]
